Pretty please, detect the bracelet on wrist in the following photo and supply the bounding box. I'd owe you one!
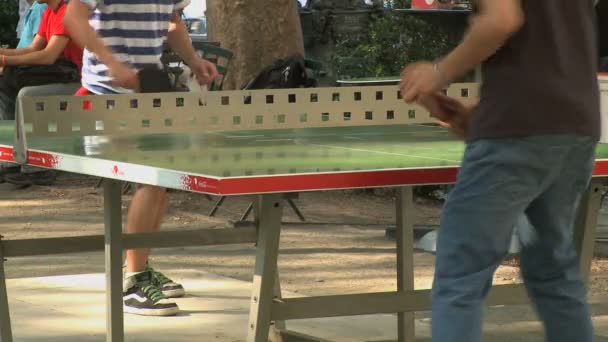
[433,61,448,87]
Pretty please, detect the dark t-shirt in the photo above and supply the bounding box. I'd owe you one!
[598,1,608,57]
[468,1,600,141]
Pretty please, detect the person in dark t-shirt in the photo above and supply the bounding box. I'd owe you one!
[400,1,598,341]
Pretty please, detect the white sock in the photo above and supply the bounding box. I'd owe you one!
[126,271,144,278]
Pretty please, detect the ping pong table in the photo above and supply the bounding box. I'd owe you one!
[0,83,605,342]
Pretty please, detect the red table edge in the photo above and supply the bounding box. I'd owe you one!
[2,146,607,196]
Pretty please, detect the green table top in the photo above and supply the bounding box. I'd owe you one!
[2,121,607,194]
[0,121,465,177]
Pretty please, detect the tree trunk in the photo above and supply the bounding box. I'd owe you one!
[207,0,305,90]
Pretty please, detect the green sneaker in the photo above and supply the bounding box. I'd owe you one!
[146,264,186,298]
[123,271,179,316]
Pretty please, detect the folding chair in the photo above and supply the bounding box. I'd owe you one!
[192,42,234,91]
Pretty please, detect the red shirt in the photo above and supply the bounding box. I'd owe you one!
[37,1,83,72]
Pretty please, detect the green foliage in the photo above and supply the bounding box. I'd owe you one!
[330,9,462,78]
[386,0,411,8]
[0,0,19,47]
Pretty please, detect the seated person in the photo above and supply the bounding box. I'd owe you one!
[17,1,48,49]
[0,0,83,185]
[17,0,31,42]
[0,1,47,75]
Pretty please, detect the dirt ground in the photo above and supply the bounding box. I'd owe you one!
[1,173,608,301]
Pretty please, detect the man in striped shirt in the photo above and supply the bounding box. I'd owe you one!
[64,0,218,316]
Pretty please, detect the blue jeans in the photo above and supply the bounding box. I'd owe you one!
[432,135,596,342]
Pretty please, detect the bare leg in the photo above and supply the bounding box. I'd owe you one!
[123,186,179,316]
[126,185,169,273]
[153,190,170,232]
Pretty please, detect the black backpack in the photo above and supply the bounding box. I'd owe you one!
[242,53,316,90]
[1,58,79,94]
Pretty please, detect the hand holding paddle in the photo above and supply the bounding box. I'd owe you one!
[417,92,478,139]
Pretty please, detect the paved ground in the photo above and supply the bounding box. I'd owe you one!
[6,272,608,342]
[2,174,608,341]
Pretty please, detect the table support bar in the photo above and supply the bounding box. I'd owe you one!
[0,237,13,342]
[396,187,415,342]
[575,178,603,281]
[271,284,528,321]
[1,227,257,258]
[104,180,123,342]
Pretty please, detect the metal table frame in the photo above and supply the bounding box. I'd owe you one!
[0,178,602,342]
[0,177,260,342]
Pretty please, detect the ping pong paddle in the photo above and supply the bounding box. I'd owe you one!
[188,74,209,105]
[418,93,458,122]
[137,67,174,93]
[419,92,475,139]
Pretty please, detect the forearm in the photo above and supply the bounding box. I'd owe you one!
[437,13,523,83]
[64,2,121,68]
[0,47,34,57]
[167,18,197,65]
[4,50,58,65]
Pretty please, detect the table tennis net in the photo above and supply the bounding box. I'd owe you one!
[16,83,478,138]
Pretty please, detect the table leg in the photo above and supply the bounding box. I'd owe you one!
[0,236,13,342]
[252,198,286,342]
[574,178,602,282]
[241,202,255,222]
[286,199,306,222]
[208,196,226,217]
[270,271,286,342]
[247,194,283,342]
[104,179,124,342]
[244,195,303,223]
[396,187,415,342]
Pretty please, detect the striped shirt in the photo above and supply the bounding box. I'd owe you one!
[80,0,190,94]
